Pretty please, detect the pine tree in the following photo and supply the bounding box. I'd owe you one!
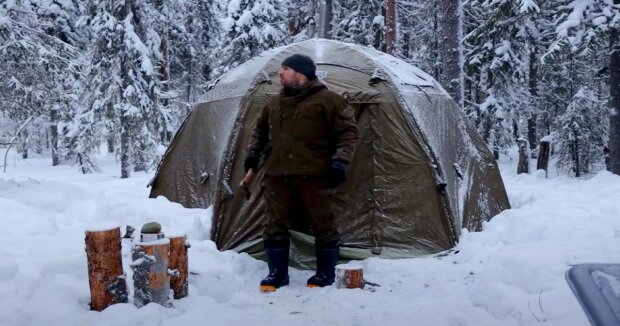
[217,0,286,75]
[555,87,608,176]
[283,0,318,43]
[84,0,162,177]
[165,0,222,122]
[332,0,385,50]
[0,0,81,163]
[463,0,539,157]
[36,0,87,165]
[394,1,441,79]
[548,0,619,175]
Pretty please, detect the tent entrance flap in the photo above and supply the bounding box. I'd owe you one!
[212,83,279,250]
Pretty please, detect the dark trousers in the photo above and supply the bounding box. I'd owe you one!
[262,174,340,243]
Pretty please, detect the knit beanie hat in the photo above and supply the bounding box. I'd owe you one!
[281,54,317,80]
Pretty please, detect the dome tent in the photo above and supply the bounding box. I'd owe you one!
[149,39,510,268]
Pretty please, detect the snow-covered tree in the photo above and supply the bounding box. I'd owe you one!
[35,0,87,165]
[0,0,82,163]
[555,87,608,176]
[283,0,318,43]
[393,1,441,79]
[548,0,620,175]
[82,0,163,177]
[521,1,553,153]
[463,0,539,157]
[217,0,286,76]
[164,0,222,123]
[333,0,385,49]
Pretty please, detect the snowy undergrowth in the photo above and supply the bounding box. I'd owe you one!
[0,148,618,326]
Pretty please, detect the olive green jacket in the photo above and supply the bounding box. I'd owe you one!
[247,80,358,176]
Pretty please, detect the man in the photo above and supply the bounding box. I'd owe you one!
[244,54,358,292]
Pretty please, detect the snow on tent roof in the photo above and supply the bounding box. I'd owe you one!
[207,39,444,102]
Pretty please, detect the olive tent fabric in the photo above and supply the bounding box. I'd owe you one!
[149,39,510,268]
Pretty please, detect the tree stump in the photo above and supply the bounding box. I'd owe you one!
[537,140,551,177]
[85,223,128,311]
[335,264,364,289]
[168,234,189,299]
[131,239,172,308]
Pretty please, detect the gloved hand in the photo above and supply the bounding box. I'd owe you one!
[324,159,348,188]
[244,153,259,173]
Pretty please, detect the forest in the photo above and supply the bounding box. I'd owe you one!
[1,0,619,178]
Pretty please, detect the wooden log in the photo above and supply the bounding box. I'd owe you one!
[537,140,551,177]
[335,264,364,289]
[168,234,189,299]
[85,223,128,311]
[131,238,172,308]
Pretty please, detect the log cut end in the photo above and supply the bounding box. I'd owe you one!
[335,264,363,289]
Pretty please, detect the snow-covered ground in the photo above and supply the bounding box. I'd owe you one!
[0,147,618,326]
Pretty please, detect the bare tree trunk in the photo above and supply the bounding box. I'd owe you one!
[528,47,538,155]
[318,0,333,39]
[50,108,60,166]
[160,20,171,142]
[119,1,132,179]
[306,0,317,39]
[440,0,463,106]
[120,48,131,177]
[120,113,131,178]
[187,70,194,117]
[107,136,115,154]
[403,32,411,58]
[105,102,115,153]
[186,52,193,109]
[386,0,396,55]
[609,14,620,175]
[573,135,581,177]
[517,139,529,174]
[537,140,550,177]
[21,129,28,159]
[373,7,385,51]
[432,5,440,81]
[185,12,194,109]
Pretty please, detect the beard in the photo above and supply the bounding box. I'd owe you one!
[282,85,304,97]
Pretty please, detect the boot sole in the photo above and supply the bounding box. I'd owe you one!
[259,279,289,292]
[260,285,278,292]
[306,284,322,288]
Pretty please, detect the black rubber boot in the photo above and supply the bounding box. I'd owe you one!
[307,240,339,288]
[260,239,290,292]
